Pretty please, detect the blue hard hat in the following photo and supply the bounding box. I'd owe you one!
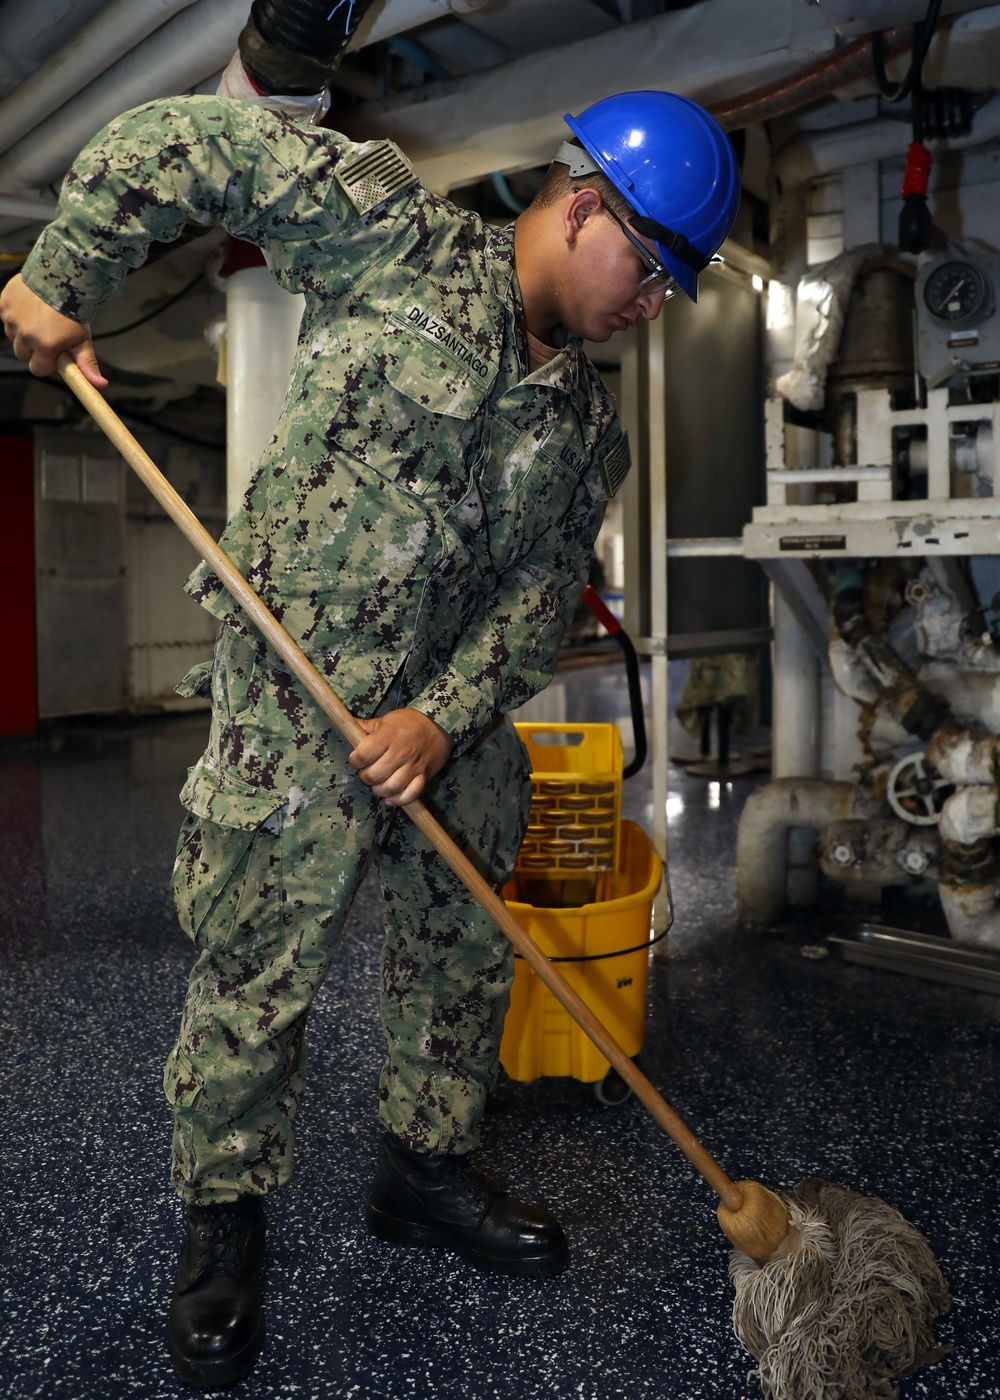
[564,91,741,303]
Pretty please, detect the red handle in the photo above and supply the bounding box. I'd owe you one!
[582,583,622,636]
[901,140,932,197]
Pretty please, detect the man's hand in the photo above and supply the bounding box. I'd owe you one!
[0,274,107,387]
[349,708,454,807]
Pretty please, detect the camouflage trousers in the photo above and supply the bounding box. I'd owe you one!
[164,627,532,1204]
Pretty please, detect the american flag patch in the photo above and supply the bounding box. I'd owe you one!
[598,432,632,498]
[336,143,417,221]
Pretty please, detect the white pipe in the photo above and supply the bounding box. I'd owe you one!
[939,786,998,846]
[736,778,878,928]
[0,0,251,194]
[936,785,1000,949]
[928,726,999,787]
[0,0,492,197]
[0,193,57,220]
[917,664,1000,733]
[772,588,823,905]
[351,0,491,47]
[225,266,303,521]
[772,590,820,781]
[773,93,1000,189]
[938,881,1000,949]
[0,0,200,158]
[0,0,107,97]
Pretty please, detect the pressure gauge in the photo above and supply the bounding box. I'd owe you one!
[922,259,994,329]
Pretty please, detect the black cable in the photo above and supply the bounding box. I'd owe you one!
[92,270,206,340]
[871,0,942,103]
[116,407,224,454]
[41,380,225,452]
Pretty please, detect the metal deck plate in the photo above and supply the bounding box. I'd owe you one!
[828,922,1000,996]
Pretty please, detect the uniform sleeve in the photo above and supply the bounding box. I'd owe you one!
[20,95,413,321]
[408,484,607,755]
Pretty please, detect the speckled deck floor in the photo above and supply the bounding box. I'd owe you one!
[1,660,998,1399]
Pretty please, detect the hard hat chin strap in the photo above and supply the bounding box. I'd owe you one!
[628,215,711,274]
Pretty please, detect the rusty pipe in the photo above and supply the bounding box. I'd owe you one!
[709,25,915,132]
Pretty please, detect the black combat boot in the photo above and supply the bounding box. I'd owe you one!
[168,1195,266,1389]
[365,1133,569,1277]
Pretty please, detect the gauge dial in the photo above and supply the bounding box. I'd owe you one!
[922,259,994,327]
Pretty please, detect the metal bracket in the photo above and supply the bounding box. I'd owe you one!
[759,557,829,660]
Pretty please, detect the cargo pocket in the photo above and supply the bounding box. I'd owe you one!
[163,1043,204,1110]
[174,658,213,700]
[172,813,283,956]
[173,759,285,955]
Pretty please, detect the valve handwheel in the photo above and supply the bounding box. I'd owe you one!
[886,751,954,826]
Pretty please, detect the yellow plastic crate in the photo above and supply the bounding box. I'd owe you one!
[514,722,623,878]
[500,820,662,1084]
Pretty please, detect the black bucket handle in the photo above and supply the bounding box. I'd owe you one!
[581,585,648,780]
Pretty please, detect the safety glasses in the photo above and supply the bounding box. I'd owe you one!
[602,205,678,298]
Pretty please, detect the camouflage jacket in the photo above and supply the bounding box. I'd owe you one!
[22,97,628,754]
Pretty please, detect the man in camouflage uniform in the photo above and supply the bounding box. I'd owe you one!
[2,88,738,1389]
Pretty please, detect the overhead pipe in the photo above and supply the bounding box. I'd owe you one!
[773,92,1000,189]
[0,0,482,199]
[0,193,58,221]
[708,24,918,131]
[0,0,251,194]
[0,0,107,97]
[0,0,200,159]
[387,33,453,82]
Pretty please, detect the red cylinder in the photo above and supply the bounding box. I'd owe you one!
[901,141,933,199]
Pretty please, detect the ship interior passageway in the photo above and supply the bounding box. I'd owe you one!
[5,2,1000,1396]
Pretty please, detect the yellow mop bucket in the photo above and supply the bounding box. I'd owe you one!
[501,817,663,1087]
[502,603,660,1093]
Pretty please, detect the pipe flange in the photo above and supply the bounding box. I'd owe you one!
[886,751,954,826]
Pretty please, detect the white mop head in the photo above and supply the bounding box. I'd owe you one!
[730,1178,951,1400]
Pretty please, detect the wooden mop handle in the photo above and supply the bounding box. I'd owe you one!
[57,354,748,1217]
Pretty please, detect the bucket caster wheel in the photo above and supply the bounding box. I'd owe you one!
[593,1065,633,1106]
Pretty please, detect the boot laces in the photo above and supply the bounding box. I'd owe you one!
[190,1206,258,1279]
[442,1157,499,1215]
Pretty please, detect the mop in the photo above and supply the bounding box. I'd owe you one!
[58,355,951,1399]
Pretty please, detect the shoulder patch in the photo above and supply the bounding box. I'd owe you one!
[335,142,418,222]
[598,431,632,498]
